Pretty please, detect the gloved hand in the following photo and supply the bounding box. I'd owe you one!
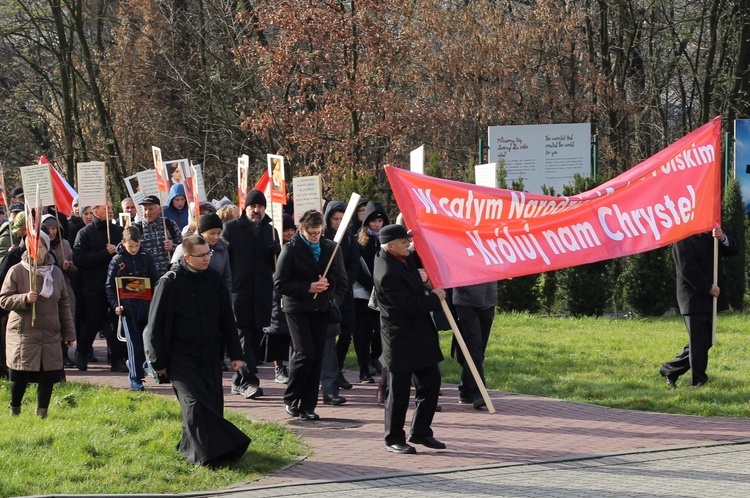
[268,241,282,256]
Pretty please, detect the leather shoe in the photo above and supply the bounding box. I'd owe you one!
[691,381,707,388]
[75,351,87,371]
[299,410,320,420]
[337,371,352,390]
[385,443,416,454]
[659,369,678,389]
[323,394,347,405]
[408,435,446,449]
[285,404,300,417]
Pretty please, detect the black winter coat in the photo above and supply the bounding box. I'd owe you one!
[72,217,124,294]
[222,212,279,328]
[673,232,738,315]
[274,233,340,315]
[374,248,443,373]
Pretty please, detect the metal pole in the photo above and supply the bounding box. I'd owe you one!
[723,131,731,187]
[592,134,599,182]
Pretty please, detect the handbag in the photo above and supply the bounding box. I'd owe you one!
[328,298,342,324]
[353,256,372,300]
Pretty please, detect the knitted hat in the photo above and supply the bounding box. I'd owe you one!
[283,213,296,231]
[245,189,267,208]
[38,230,50,250]
[12,212,26,234]
[198,213,223,234]
[42,214,58,228]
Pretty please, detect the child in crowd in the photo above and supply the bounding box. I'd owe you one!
[105,226,158,390]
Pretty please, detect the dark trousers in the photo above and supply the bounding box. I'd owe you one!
[77,292,124,363]
[233,326,261,388]
[384,364,441,446]
[661,313,713,385]
[284,312,327,411]
[353,301,379,376]
[455,305,494,400]
[335,321,354,371]
[320,334,339,397]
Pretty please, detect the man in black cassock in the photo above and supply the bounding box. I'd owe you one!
[145,234,250,466]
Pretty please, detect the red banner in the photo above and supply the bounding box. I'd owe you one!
[387,117,723,289]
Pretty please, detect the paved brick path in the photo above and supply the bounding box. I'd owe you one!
[65,340,750,497]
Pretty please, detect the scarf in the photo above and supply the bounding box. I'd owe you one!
[300,233,321,262]
[366,227,380,237]
[21,260,55,299]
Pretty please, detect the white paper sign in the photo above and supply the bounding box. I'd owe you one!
[136,169,160,198]
[20,164,54,206]
[76,162,107,207]
[269,202,284,240]
[190,163,207,202]
[410,145,425,174]
[292,175,322,225]
[474,163,498,188]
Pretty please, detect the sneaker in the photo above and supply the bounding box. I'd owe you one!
[275,366,289,384]
[360,374,374,384]
[130,379,144,391]
[231,384,247,396]
[242,385,264,399]
[338,371,352,390]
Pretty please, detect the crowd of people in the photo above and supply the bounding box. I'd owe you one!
[0,177,739,463]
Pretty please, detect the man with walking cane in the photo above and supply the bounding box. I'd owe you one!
[374,224,446,454]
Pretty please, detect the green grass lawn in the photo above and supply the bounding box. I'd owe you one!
[0,381,302,497]
[436,312,750,418]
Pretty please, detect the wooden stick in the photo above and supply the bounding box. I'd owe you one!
[712,236,719,345]
[440,299,496,414]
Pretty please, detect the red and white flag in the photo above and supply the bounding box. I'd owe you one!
[39,156,78,217]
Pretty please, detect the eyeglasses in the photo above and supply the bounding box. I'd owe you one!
[305,230,322,237]
[189,250,214,258]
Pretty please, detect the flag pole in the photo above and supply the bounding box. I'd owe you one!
[313,193,360,299]
[712,237,719,345]
[439,299,496,414]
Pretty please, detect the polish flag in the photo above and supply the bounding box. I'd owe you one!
[39,156,78,217]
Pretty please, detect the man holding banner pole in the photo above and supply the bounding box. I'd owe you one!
[659,227,737,388]
[374,224,447,454]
